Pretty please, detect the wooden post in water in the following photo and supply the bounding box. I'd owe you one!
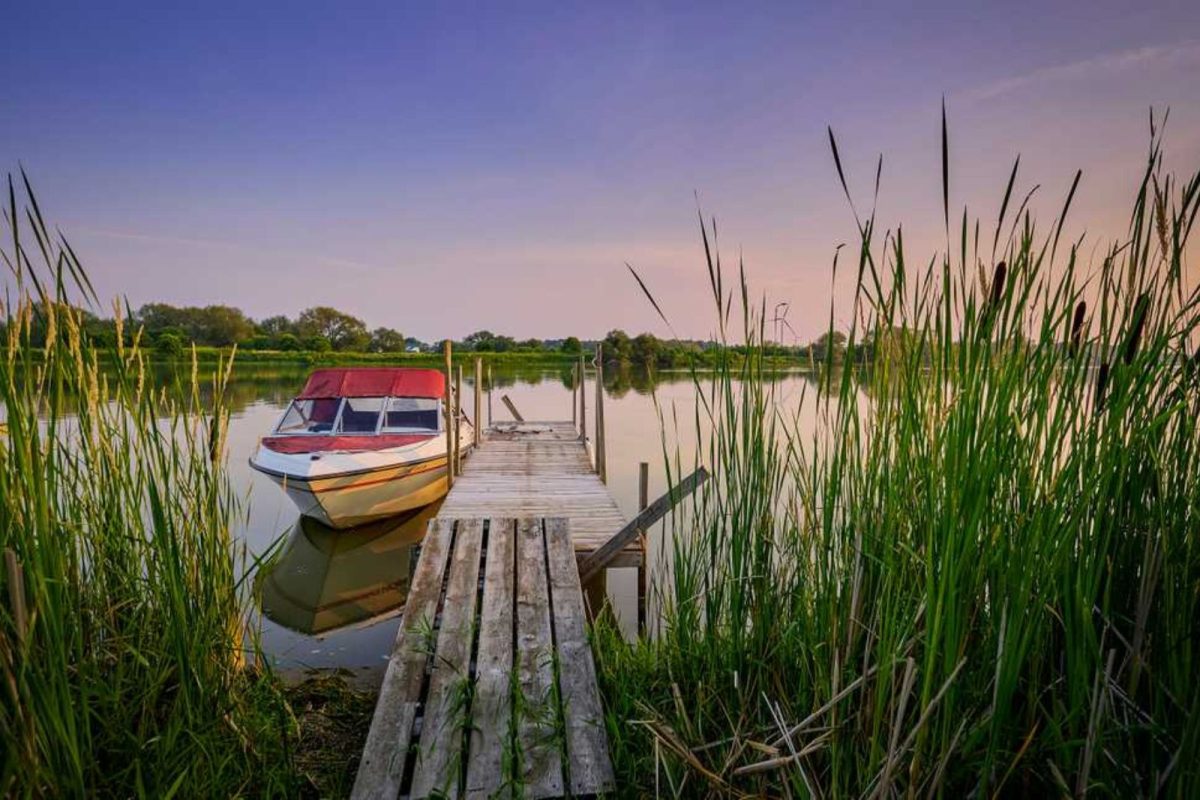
[487,365,493,427]
[443,340,454,486]
[637,462,649,637]
[454,364,463,475]
[474,357,483,447]
[572,363,578,427]
[595,345,606,483]
[578,354,587,441]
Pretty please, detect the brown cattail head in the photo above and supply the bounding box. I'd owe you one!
[1124,293,1150,365]
[1069,301,1087,358]
[989,261,1008,308]
[1095,361,1111,412]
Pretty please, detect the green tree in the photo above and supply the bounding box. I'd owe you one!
[368,327,406,353]
[155,332,185,358]
[135,302,253,346]
[304,335,332,353]
[560,336,582,354]
[258,315,294,336]
[276,333,303,351]
[811,330,848,363]
[630,333,661,367]
[603,329,632,362]
[463,330,516,352]
[296,306,369,351]
[196,305,254,346]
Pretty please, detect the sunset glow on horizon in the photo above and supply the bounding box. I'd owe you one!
[4,2,1199,342]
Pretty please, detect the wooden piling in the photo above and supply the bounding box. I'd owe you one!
[637,462,648,637]
[595,345,606,483]
[487,365,493,427]
[474,357,483,448]
[443,340,454,486]
[501,395,525,422]
[578,354,587,442]
[572,363,578,426]
[455,364,463,475]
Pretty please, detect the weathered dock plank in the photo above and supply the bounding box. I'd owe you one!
[545,517,616,794]
[515,518,565,798]
[410,518,484,798]
[465,518,516,800]
[352,518,456,800]
[437,421,639,565]
[353,517,615,799]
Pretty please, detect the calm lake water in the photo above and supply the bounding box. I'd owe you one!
[226,363,825,680]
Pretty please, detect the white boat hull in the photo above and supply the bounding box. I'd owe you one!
[261,454,450,529]
[250,425,473,529]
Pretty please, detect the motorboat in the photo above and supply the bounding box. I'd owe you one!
[249,367,471,528]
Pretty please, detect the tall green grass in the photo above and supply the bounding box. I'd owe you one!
[597,117,1200,796]
[0,175,297,797]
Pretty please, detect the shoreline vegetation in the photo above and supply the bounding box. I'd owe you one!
[22,292,855,371]
[592,118,1200,796]
[4,113,1200,798]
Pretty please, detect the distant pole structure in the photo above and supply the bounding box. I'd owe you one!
[474,357,483,447]
[443,340,454,486]
[595,344,606,483]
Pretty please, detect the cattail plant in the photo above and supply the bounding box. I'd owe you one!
[0,173,297,797]
[595,116,1200,797]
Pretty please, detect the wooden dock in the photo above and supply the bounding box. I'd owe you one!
[353,353,704,798]
[353,414,628,798]
[437,420,641,568]
[352,516,614,799]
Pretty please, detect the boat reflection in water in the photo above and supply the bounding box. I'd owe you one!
[258,501,440,636]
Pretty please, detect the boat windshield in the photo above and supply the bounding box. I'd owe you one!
[382,397,441,433]
[275,395,440,436]
[276,398,341,434]
[336,397,386,433]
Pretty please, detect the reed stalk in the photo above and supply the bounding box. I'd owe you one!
[596,117,1200,797]
[0,173,296,797]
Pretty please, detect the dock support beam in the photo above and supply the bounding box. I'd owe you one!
[595,345,606,483]
[455,364,463,474]
[444,340,454,486]
[637,462,648,637]
[578,466,709,585]
[578,354,587,442]
[474,357,483,447]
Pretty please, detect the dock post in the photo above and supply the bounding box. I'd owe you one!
[474,358,483,447]
[572,362,578,427]
[443,340,454,486]
[455,364,463,474]
[487,365,493,427]
[637,462,648,637]
[595,344,606,483]
[578,354,586,441]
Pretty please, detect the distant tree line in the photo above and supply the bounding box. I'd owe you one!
[11,301,866,366]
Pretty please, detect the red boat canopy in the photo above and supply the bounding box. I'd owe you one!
[297,368,445,399]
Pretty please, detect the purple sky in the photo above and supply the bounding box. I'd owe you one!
[4,2,1199,341]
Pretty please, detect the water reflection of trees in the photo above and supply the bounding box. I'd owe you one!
[203,363,825,414]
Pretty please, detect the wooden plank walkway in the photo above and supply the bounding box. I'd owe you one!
[352,517,614,799]
[436,421,640,568]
